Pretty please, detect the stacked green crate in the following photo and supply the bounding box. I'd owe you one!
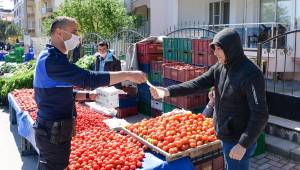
[177,38,192,64]
[163,38,178,61]
[163,38,192,64]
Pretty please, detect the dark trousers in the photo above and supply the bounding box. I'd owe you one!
[33,120,71,170]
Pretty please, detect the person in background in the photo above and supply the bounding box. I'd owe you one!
[92,41,121,72]
[33,16,147,170]
[150,28,268,170]
[92,41,122,89]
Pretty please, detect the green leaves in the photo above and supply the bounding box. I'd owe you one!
[75,55,95,70]
[0,60,36,105]
[0,20,22,41]
[42,0,134,37]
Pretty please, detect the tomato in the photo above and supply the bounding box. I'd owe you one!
[126,112,217,155]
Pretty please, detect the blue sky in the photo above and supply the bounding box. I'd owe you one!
[1,0,14,10]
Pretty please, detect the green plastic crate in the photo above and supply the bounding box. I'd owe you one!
[15,56,23,63]
[177,51,192,64]
[5,55,15,63]
[149,72,162,85]
[138,101,151,116]
[163,50,177,61]
[163,38,178,50]
[163,102,178,113]
[253,132,266,156]
[176,38,192,51]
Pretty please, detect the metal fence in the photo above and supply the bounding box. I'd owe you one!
[257,29,300,97]
[163,22,289,49]
[109,29,145,59]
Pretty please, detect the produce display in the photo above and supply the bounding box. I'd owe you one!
[75,55,95,70]
[10,89,146,170]
[125,111,217,155]
[69,127,145,170]
[12,89,37,120]
[75,104,111,133]
[0,63,19,73]
[0,60,36,105]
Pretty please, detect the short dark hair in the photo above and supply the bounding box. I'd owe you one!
[50,16,78,35]
[97,41,109,48]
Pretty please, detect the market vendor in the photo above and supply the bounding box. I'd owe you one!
[33,16,147,170]
[150,28,268,170]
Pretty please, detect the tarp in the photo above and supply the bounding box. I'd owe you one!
[8,93,39,153]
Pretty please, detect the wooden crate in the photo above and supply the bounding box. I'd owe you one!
[121,127,222,162]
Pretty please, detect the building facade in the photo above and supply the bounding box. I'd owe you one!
[130,0,300,81]
[0,8,13,21]
[13,0,35,36]
[34,0,63,36]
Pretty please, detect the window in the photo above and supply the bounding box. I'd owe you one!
[260,0,291,25]
[209,1,229,25]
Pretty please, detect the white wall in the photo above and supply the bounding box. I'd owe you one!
[244,0,260,23]
[229,0,244,24]
[177,0,208,25]
[150,0,178,36]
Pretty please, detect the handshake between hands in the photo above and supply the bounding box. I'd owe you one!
[122,71,170,100]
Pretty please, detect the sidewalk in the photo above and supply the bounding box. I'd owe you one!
[0,107,299,170]
[250,152,300,170]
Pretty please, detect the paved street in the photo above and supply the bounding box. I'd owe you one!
[0,107,299,170]
[250,153,300,170]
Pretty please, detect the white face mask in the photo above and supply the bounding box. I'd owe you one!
[61,30,80,53]
[99,52,107,58]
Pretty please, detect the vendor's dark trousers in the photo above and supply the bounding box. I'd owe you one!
[222,141,256,170]
[33,120,71,170]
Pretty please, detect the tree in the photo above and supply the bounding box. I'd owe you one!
[42,0,135,38]
[0,20,22,42]
[0,20,10,41]
[5,23,22,38]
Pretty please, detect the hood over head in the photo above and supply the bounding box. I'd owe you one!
[209,28,245,67]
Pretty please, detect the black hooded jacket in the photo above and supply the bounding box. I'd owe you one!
[167,28,268,148]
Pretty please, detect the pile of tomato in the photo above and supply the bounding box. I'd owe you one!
[11,89,146,170]
[75,104,111,133]
[69,126,144,170]
[126,112,217,154]
[12,89,38,120]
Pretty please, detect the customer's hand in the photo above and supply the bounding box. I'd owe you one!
[208,87,215,107]
[149,86,169,99]
[229,144,246,160]
[125,71,147,84]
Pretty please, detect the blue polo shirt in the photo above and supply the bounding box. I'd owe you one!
[34,44,110,121]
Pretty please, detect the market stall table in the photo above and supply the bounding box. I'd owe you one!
[7,92,204,169]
